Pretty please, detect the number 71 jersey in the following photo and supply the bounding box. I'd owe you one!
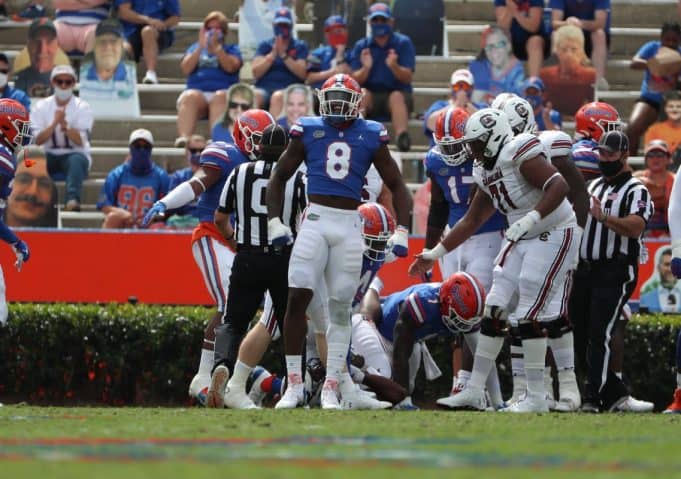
[290,116,389,201]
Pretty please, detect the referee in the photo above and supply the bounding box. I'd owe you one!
[570,130,653,413]
[207,124,307,408]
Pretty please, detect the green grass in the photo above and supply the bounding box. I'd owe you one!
[1,406,680,478]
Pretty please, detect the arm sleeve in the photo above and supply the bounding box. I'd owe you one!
[0,220,19,245]
[669,173,681,242]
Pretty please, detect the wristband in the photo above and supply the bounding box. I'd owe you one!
[428,243,448,260]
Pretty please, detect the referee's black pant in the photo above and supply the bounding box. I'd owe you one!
[570,256,637,410]
[213,245,291,373]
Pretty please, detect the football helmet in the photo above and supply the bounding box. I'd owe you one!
[461,108,513,170]
[233,109,276,160]
[439,272,486,333]
[490,92,519,110]
[0,99,31,153]
[574,101,622,141]
[433,107,470,166]
[358,202,395,261]
[318,73,363,122]
[494,96,536,135]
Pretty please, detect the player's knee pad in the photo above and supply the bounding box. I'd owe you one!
[516,320,547,339]
[479,306,509,338]
[518,316,572,339]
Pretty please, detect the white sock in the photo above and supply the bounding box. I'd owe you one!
[548,332,575,371]
[198,347,214,376]
[369,276,384,295]
[286,354,303,388]
[455,370,471,390]
[485,365,504,408]
[523,337,547,398]
[544,366,553,398]
[325,341,347,385]
[469,335,504,390]
[228,360,252,389]
[339,371,356,395]
[677,372,681,388]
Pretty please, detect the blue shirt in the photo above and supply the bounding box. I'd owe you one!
[168,167,198,217]
[211,122,234,143]
[290,116,389,201]
[254,37,309,94]
[549,0,610,32]
[424,147,507,232]
[636,41,681,105]
[185,42,242,92]
[571,138,600,177]
[378,283,450,343]
[535,108,562,131]
[0,144,18,244]
[115,0,180,37]
[469,58,525,102]
[306,44,351,89]
[196,141,248,222]
[349,32,416,93]
[0,85,30,111]
[97,161,170,222]
[494,0,545,37]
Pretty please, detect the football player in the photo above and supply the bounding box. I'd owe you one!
[410,108,579,413]
[666,168,681,413]
[266,73,413,409]
[0,99,32,324]
[140,109,276,406]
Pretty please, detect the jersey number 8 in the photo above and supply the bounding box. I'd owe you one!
[326,142,351,180]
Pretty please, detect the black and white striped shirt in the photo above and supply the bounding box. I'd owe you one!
[218,160,307,247]
[581,172,654,261]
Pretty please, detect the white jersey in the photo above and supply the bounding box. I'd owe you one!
[538,130,572,159]
[363,164,383,203]
[474,133,576,238]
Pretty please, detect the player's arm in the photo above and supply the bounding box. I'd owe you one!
[214,169,237,249]
[551,154,589,228]
[392,306,417,391]
[376,183,396,220]
[519,155,569,218]
[669,172,681,277]
[372,145,412,228]
[425,173,447,249]
[266,137,304,220]
[355,369,408,404]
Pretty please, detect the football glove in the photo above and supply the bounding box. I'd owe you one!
[141,201,167,228]
[12,239,29,271]
[388,225,409,258]
[505,210,541,242]
[268,217,292,246]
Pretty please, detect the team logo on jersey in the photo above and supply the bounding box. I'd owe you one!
[438,167,449,176]
[479,114,496,128]
[313,130,325,138]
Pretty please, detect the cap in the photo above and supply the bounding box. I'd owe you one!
[259,124,288,159]
[644,139,670,155]
[324,15,346,30]
[28,18,56,39]
[129,128,154,146]
[368,2,391,20]
[50,64,77,81]
[96,18,123,38]
[595,130,629,154]
[450,69,474,87]
[273,7,293,25]
[524,76,545,93]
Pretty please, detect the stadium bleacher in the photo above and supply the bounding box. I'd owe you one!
[0,0,675,228]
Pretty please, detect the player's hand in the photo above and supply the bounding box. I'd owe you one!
[12,239,29,271]
[360,48,373,69]
[408,255,434,277]
[268,217,292,246]
[505,210,540,242]
[672,242,681,279]
[141,201,166,228]
[388,225,409,257]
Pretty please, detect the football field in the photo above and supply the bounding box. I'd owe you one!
[0,406,679,479]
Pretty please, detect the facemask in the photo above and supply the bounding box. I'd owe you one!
[129,147,152,175]
[274,24,291,40]
[0,73,7,88]
[598,159,624,177]
[525,94,543,112]
[54,87,73,102]
[370,23,392,38]
[327,31,348,48]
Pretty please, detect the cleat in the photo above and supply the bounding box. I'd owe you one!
[580,401,601,413]
[615,396,654,413]
[436,385,486,411]
[188,373,210,406]
[206,365,229,408]
[340,389,392,410]
[663,388,681,414]
[500,394,549,413]
[247,366,271,407]
[553,396,581,412]
[555,371,581,412]
[275,376,305,409]
[224,386,260,410]
[321,381,341,410]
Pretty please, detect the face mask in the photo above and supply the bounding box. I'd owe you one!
[54,87,73,102]
[598,159,624,177]
[274,24,291,40]
[525,94,543,112]
[370,23,392,38]
[129,147,152,175]
[0,73,7,88]
[327,31,348,48]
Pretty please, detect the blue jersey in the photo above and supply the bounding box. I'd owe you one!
[352,255,385,309]
[378,283,449,343]
[571,138,600,178]
[114,0,180,38]
[169,167,198,217]
[211,122,234,144]
[97,161,170,222]
[0,144,16,204]
[254,38,309,94]
[196,141,248,222]
[635,41,681,105]
[349,32,415,93]
[424,148,506,232]
[306,44,351,89]
[185,42,242,92]
[290,116,388,201]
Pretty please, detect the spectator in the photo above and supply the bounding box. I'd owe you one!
[522,76,561,131]
[238,0,298,61]
[11,1,46,21]
[115,0,181,84]
[469,26,525,105]
[53,0,111,55]
[165,134,205,228]
[627,22,681,156]
[14,18,60,98]
[350,2,416,152]
[32,65,93,212]
[644,90,681,159]
[306,15,351,90]
[634,139,675,235]
[5,146,58,228]
[639,247,681,313]
[251,7,308,117]
[423,69,482,145]
[211,82,255,143]
[175,11,242,148]
[550,0,610,90]
[97,128,169,228]
[494,0,549,77]
[0,53,30,110]
[277,83,313,130]
[540,25,596,116]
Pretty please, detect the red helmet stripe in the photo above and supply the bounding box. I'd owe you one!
[460,271,485,317]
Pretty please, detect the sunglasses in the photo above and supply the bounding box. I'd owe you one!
[485,40,508,51]
[452,82,472,92]
[53,78,75,87]
[229,101,251,110]
[188,147,204,154]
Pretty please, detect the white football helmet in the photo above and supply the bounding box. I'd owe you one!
[496,96,536,135]
[490,92,519,110]
[462,108,513,170]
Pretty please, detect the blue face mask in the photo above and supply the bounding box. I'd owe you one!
[274,24,291,40]
[525,94,543,112]
[370,23,392,38]
[129,147,152,175]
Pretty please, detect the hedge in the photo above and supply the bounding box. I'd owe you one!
[0,303,679,410]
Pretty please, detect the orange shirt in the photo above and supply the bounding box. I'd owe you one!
[633,169,675,234]
[539,64,596,117]
[644,120,681,154]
